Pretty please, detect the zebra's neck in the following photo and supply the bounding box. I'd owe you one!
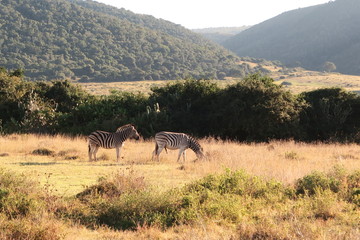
[116,127,132,141]
[188,138,201,154]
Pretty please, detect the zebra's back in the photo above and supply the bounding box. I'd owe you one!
[155,131,189,148]
[88,130,119,149]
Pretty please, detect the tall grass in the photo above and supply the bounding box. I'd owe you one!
[0,134,359,239]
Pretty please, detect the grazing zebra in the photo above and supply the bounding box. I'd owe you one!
[88,124,140,161]
[152,131,204,162]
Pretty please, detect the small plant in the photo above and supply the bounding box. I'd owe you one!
[32,148,55,156]
[285,151,299,160]
[311,189,341,220]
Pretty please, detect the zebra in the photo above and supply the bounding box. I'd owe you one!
[152,131,204,162]
[88,124,140,161]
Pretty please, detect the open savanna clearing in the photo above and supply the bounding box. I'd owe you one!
[0,134,359,240]
[274,71,360,94]
[77,79,240,96]
[77,70,360,96]
[0,134,359,196]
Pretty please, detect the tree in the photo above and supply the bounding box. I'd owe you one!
[322,61,337,72]
[299,88,358,141]
[211,74,304,141]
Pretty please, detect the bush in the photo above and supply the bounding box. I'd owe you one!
[0,168,64,239]
[211,74,304,141]
[295,171,342,196]
[299,88,360,141]
[32,148,55,156]
[65,169,293,230]
[295,166,360,207]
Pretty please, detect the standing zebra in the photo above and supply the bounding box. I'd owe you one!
[152,131,204,162]
[88,124,140,161]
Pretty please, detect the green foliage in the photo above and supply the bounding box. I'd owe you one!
[211,74,304,140]
[295,166,360,206]
[295,171,341,195]
[2,67,360,142]
[64,169,292,230]
[0,168,64,240]
[0,71,90,133]
[149,79,220,135]
[0,0,248,81]
[299,88,360,141]
[1,166,358,237]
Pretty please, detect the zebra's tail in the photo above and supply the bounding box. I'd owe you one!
[155,142,159,153]
[88,143,92,161]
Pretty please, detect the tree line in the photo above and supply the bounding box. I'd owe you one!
[1,68,360,142]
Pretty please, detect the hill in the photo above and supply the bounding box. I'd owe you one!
[192,26,250,44]
[223,0,360,75]
[0,0,248,82]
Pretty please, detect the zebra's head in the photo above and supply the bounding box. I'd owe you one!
[117,124,140,140]
[189,137,204,159]
[129,125,140,140]
[196,146,205,159]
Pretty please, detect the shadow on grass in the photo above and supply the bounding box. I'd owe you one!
[18,162,61,166]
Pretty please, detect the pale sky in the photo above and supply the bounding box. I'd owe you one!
[95,0,330,29]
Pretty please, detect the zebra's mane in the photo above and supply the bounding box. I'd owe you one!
[116,124,134,132]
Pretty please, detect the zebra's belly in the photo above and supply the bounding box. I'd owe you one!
[165,145,183,150]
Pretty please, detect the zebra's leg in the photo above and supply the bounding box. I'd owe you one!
[88,144,97,161]
[93,146,99,161]
[177,148,185,162]
[154,144,165,161]
[88,144,92,161]
[116,146,121,162]
[182,150,186,163]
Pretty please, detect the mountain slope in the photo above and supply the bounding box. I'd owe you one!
[0,0,247,81]
[223,0,360,75]
[192,26,250,44]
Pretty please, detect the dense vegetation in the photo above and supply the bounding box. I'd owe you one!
[1,166,359,239]
[0,0,249,82]
[223,0,360,75]
[1,67,360,142]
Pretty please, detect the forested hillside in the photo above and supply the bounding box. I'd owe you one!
[223,0,360,75]
[0,0,248,82]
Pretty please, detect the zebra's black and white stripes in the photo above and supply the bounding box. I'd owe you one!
[152,131,204,162]
[88,124,140,161]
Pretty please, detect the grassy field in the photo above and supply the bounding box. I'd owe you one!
[78,68,360,96]
[0,134,359,239]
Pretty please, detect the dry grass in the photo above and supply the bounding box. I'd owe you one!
[1,134,359,195]
[1,134,359,239]
[77,70,360,96]
[78,79,240,96]
[274,71,360,94]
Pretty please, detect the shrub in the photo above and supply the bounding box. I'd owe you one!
[347,170,360,206]
[0,168,65,239]
[295,166,360,207]
[295,171,341,195]
[32,148,55,156]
